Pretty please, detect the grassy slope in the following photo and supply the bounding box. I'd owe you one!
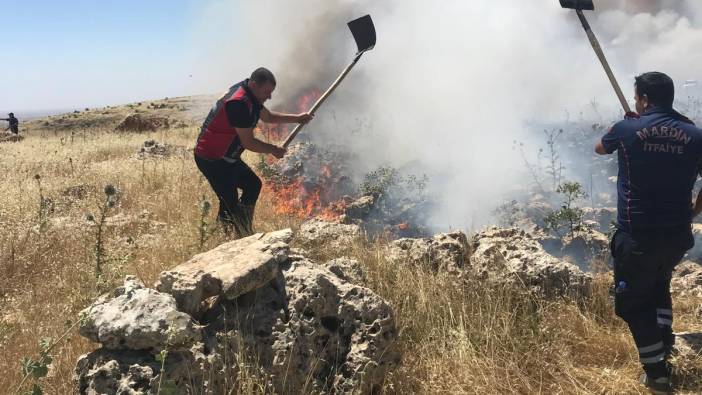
[0,101,700,394]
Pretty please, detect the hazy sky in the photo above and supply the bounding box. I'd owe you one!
[0,0,203,113]
[2,0,701,116]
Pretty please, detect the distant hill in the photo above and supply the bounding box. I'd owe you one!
[20,95,216,134]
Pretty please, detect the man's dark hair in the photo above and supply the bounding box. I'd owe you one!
[635,72,675,108]
[250,67,276,87]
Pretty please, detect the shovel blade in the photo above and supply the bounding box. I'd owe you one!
[348,14,376,54]
[559,0,594,10]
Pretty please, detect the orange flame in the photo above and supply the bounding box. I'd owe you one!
[270,179,321,217]
[297,90,321,113]
[261,89,322,143]
[268,175,347,220]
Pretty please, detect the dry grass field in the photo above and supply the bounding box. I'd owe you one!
[1,100,700,394]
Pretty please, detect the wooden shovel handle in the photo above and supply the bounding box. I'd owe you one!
[576,10,631,113]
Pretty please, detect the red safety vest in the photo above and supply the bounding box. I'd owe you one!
[195,79,261,161]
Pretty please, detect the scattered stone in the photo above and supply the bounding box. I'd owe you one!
[79,276,201,352]
[136,139,176,158]
[671,261,702,297]
[343,195,375,222]
[115,114,170,133]
[297,219,362,251]
[387,231,470,273]
[470,227,592,297]
[156,230,293,317]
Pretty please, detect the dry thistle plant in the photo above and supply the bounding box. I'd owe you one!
[86,184,119,282]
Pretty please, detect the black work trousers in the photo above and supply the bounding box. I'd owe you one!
[610,225,693,377]
[195,154,262,237]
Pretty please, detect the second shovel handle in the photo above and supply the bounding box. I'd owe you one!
[576,10,631,113]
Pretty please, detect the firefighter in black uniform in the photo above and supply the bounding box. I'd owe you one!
[2,113,19,134]
[595,72,702,394]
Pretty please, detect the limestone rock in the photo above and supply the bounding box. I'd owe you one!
[156,229,292,316]
[74,351,157,395]
[387,231,470,273]
[79,276,201,352]
[559,228,610,271]
[671,261,702,297]
[74,347,210,395]
[470,227,592,297]
[344,195,376,221]
[76,228,397,394]
[205,257,398,393]
[297,219,361,250]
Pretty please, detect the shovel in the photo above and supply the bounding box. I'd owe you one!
[560,0,631,113]
[283,14,376,148]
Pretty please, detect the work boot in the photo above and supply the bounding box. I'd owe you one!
[641,361,673,394]
[639,373,674,394]
[238,204,255,237]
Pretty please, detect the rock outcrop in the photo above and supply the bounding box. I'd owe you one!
[156,230,292,317]
[75,229,398,394]
[115,114,169,132]
[558,228,610,271]
[385,227,591,297]
[203,256,397,393]
[79,276,201,353]
[297,219,362,251]
[387,231,470,273]
[470,227,592,296]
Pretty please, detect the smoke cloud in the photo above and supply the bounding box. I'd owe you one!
[186,0,702,231]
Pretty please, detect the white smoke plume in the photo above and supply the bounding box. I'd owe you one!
[186,0,702,231]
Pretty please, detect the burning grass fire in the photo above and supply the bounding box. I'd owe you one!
[258,141,432,237]
[258,142,354,217]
